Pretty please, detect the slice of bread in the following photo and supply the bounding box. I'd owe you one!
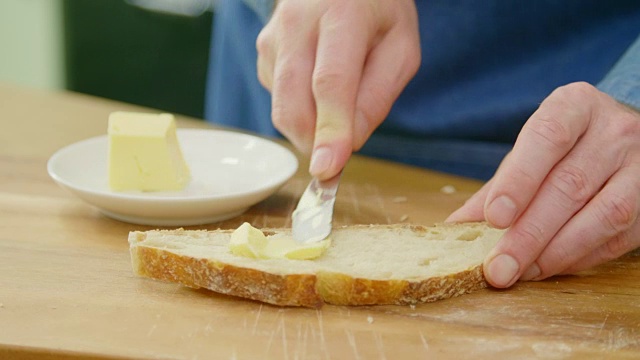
[129,223,504,308]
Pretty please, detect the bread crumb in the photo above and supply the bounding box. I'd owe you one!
[367,316,374,324]
[410,304,416,310]
[399,214,409,222]
[392,196,407,203]
[440,185,457,194]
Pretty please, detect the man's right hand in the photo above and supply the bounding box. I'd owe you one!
[256,0,421,180]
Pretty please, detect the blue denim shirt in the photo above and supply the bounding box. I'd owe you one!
[240,0,273,23]
[598,35,640,110]
[206,0,640,180]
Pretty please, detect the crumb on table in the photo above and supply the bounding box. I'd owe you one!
[440,185,457,194]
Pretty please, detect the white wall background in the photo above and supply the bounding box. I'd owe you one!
[0,0,65,89]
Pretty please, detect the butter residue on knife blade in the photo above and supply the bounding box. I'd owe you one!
[292,186,333,243]
[291,187,324,223]
[229,222,331,260]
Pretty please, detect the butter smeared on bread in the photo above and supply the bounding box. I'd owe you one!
[230,222,331,260]
[129,223,504,307]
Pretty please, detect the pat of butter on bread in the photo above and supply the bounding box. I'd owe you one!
[229,222,268,258]
[108,111,190,191]
[129,222,505,307]
[230,222,331,260]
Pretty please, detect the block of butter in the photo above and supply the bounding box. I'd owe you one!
[108,111,191,192]
[229,222,331,260]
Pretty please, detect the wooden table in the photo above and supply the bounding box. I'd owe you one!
[1,83,638,359]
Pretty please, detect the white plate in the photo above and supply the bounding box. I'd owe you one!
[47,129,298,226]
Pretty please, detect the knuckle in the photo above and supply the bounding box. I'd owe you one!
[271,96,314,139]
[276,2,305,30]
[511,221,547,253]
[361,81,393,121]
[325,0,349,14]
[273,58,310,95]
[315,116,345,136]
[399,38,422,75]
[612,111,640,139]
[541,245,571,275]
[312,67,346,97]
[256,59,272,90]
[257,72,270,90]
[548,164,592,205]
[594,193,637,236]
[510,162,538,186]
[552,81,598,102]
[595,100,640,168]
[407,49,422,75]
[271,61,316,137]
[255,29,271,55]
[270,100,291,132]
[271,102,312,140]
[274,64,297,90]
[525,114,573,151]
[273,68,296,91]
[498,161,539,195]
[272,102,297,131]
[603,231,633,260]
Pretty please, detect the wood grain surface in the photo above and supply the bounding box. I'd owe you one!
[1,83,639,359]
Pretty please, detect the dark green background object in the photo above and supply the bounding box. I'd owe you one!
[63,0,213,118]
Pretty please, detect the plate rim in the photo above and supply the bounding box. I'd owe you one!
[47,128,299,203]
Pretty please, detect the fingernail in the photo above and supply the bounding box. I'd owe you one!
[309,147,333,176]
[520,263,541,281]
[486,254,520,287]
[486,195,517,228]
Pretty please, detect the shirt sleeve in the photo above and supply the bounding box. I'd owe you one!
[241,0,275,23]
[597,34,640,110]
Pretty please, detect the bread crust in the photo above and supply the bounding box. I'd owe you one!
[129,224,493,308]
[132,242,323,307]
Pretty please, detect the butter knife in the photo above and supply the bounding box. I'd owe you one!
[291,171,342,243]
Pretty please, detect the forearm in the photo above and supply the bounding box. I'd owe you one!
[241,0,275,23]
[598,34,640,110]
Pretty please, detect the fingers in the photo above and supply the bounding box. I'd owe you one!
[483,83,596,229]
[558,104,640,275]
[270,41,317,154]
[445,178,494,223]
[486,128,618,287]
[525,163,640,279]
[258,0,421,181]
[309,4,370,179]
[483,84,640,288]
[483,83,609,288]
[352,5,421,150]
[256,25,275,91]
[258,3,318,154]
[560,221,640,275]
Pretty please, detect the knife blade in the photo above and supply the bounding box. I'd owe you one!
[291,171,342,243]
